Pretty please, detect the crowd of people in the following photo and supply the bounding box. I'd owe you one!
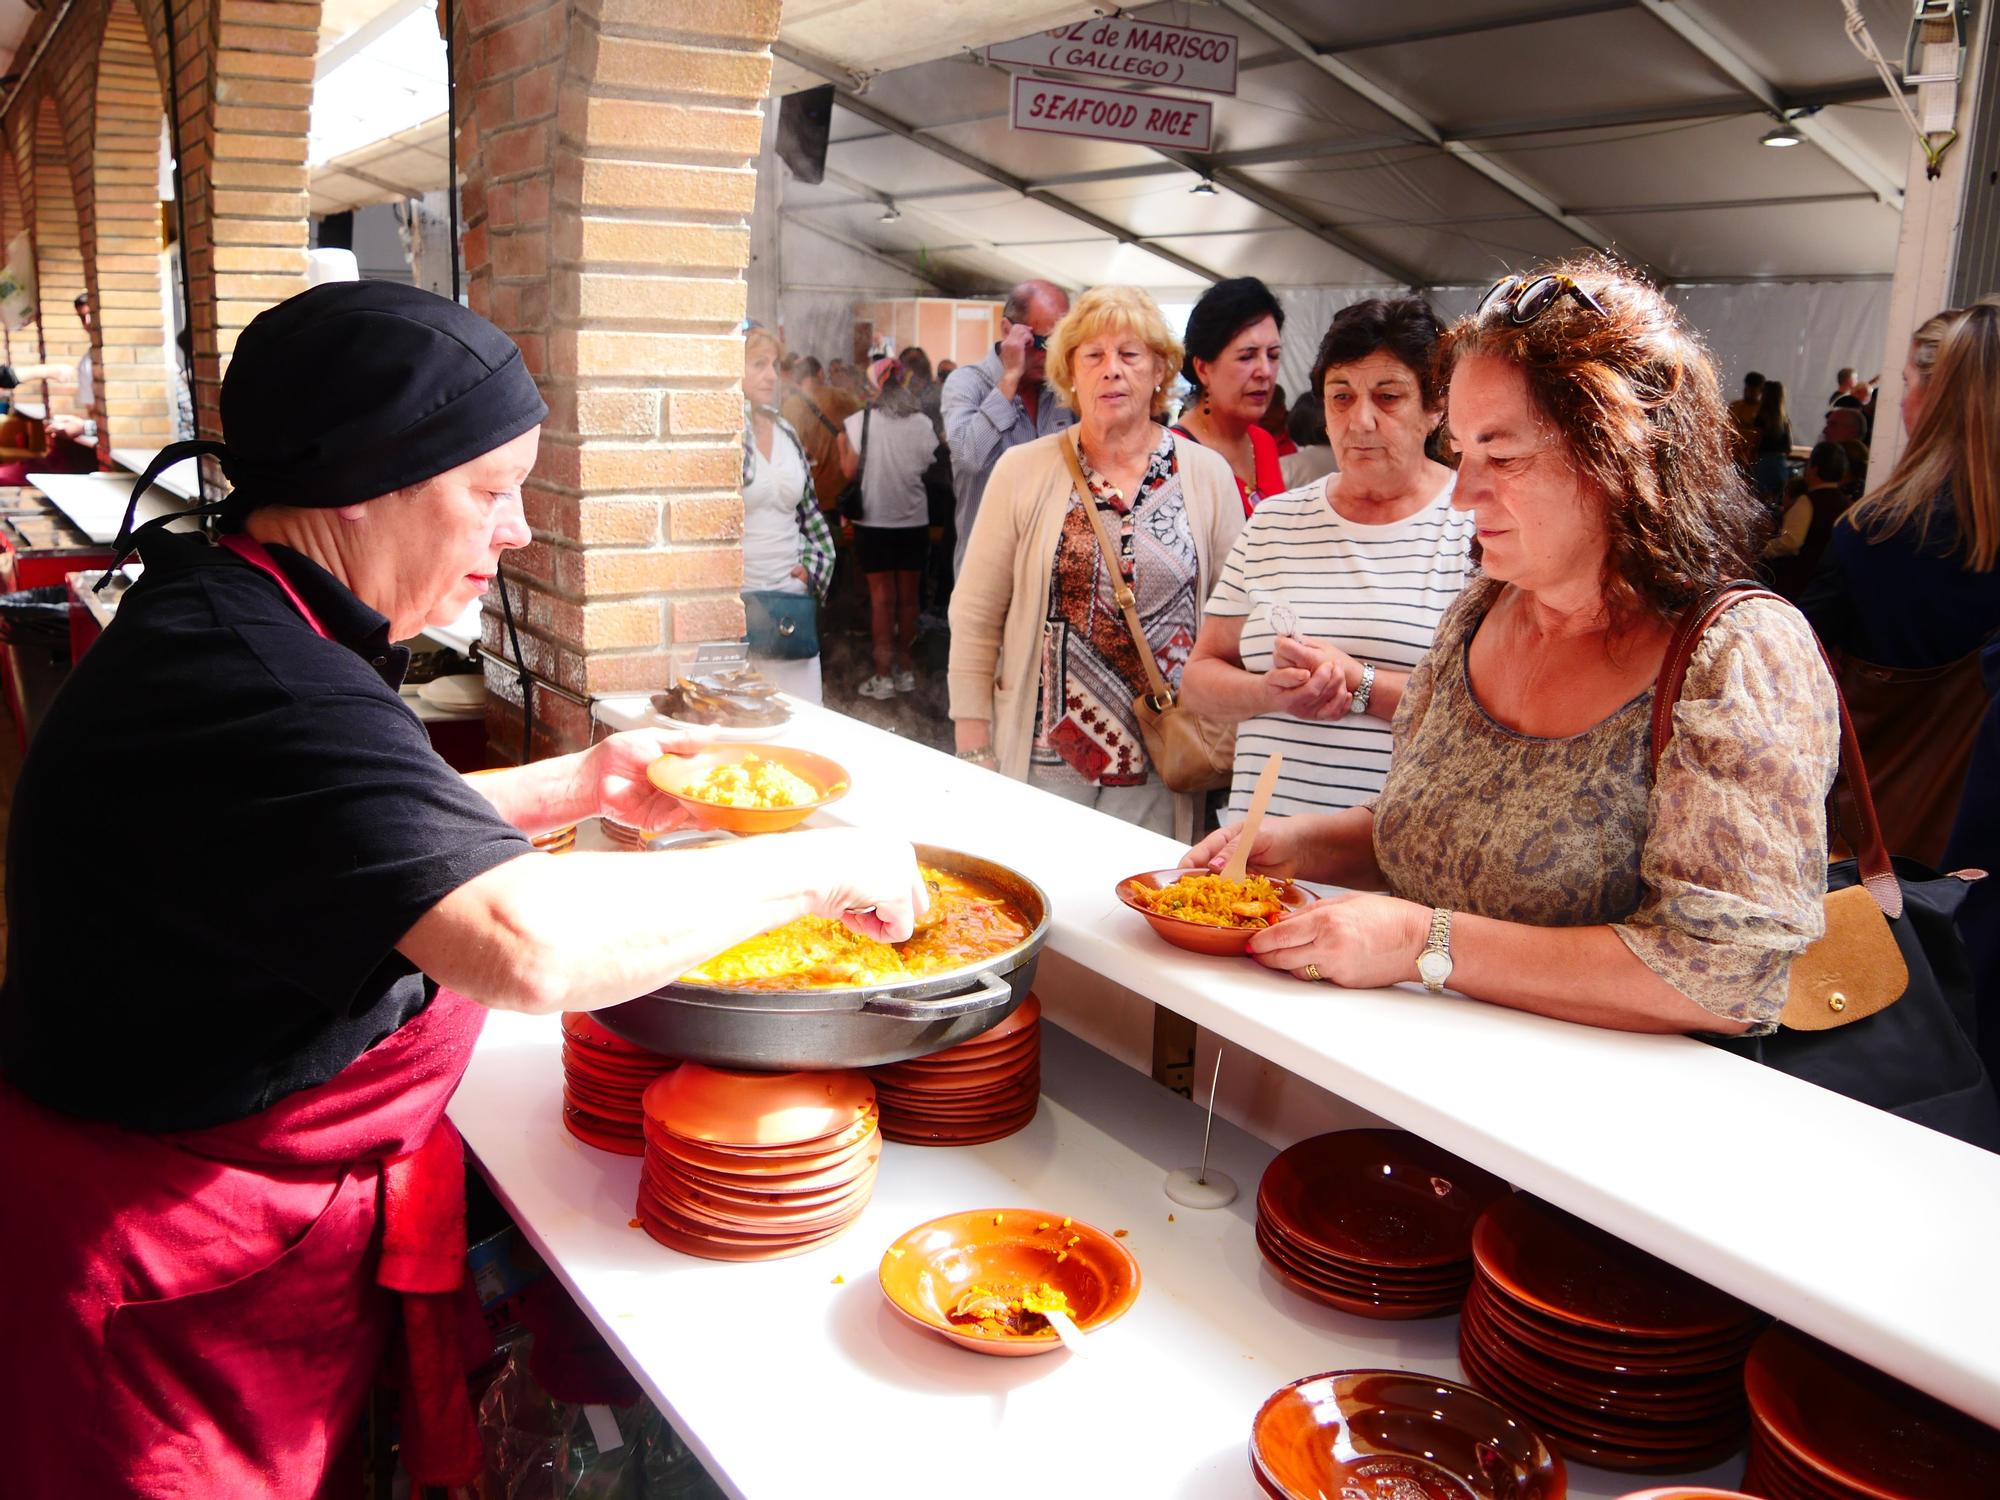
[743,265,2000,1081]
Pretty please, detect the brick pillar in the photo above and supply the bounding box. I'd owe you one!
[455,0,777,758]
[93,0,177,451]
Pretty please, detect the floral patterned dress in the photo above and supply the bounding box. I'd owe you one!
[1031,429,1198,788]
[1372,576,1840,1032]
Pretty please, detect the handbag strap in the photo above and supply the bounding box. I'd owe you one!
[855,403,870,484]
[1058,430,1177,709]
[1650,580,1901,919]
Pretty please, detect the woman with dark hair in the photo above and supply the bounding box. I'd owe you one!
[1750,377,1792,503]
[1170,275,1286,515]
[1186,257,1839,1036]
[1182,297,1470,818]
[839,356,940,698]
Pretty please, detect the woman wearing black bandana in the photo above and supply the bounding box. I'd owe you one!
[0,282,925,1498]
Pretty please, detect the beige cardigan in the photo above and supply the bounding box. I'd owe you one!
[947,428,1244,782]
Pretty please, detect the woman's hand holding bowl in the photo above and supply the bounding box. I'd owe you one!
[582,728,702,833]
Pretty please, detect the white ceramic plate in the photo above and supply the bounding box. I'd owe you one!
[419,675,487,712]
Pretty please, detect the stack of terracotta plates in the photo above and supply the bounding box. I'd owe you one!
[1460,1194,1763,1471]
[560,1014,678,1154]
[1742,1323,2000,1498]
[637,1064,881,1260]
[867,995,1041,1145]
[1254,1129,1508,1319]
[531,823,577,853]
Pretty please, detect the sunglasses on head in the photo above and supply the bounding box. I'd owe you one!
[1477,273,1607,325]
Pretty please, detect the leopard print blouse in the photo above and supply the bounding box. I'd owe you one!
[1373,575,1840,1032]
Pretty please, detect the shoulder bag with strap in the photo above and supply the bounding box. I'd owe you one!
[1654,582,2000,1150]
[1060,431,1235,794]
[835,404,870,522]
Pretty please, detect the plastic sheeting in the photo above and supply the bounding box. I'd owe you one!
[778,218,931,365]
[1272,280,1891,434]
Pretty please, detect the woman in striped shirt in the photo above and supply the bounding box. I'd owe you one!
[1181,298,1472,817]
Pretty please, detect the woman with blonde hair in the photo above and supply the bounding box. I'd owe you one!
[949,284,1242,837]
[1802,296,2000,863]
[741,326,834,702]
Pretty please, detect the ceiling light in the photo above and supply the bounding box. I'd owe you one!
[1761,121,1803,147]
[1190,178,1219,195]
[879,202,903,222]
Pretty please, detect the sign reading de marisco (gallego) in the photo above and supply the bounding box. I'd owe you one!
[987,16,1238,96]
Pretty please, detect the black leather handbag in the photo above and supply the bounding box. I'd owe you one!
[835,404,869,522]
[1656,584,2000,1151]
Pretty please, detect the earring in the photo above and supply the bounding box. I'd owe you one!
[1199,393,1210,417]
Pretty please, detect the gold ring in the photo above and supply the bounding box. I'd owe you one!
[1303,963,1323,982]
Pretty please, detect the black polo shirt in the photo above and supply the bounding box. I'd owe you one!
[0,530,531,1131]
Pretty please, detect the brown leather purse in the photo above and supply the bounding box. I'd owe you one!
[1652,583,1906,1029]
[1059,432,1234,794]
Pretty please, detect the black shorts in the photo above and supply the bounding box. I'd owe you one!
[853,524,928,574]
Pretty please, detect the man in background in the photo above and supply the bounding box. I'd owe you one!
[1821,404,1870,498]
[941,279,1074,574]
[1727,370,1764,468]
[0,291,101,481]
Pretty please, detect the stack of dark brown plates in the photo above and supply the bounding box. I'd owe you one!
[637,1064,880,1260]
[866,994,1041,1146]
[1255,1129,1508,1319]
[1460,1194,1763,1471]
[1742,1323,2000,1498]
[560,1013,679,1154]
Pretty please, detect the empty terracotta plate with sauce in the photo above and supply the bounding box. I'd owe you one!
[1116,869,1316,957]
[644,743,849,834]
[1250,1369,1564,1500]
[878,1209,1139,1357]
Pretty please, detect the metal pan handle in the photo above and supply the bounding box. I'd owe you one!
[858,969,1011,1021]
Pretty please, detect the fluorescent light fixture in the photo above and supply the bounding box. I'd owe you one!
[1761,121,1803,147]
[1190,178,1219,195]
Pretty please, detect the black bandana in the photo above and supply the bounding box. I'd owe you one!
[104,280,548,580]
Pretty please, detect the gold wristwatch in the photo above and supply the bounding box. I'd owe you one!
[1416,907,1454,993]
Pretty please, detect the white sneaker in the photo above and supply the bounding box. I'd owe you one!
[857,674,898,700]
[892,668,916,693]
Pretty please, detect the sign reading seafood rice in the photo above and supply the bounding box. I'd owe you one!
[1008,75,1213,153]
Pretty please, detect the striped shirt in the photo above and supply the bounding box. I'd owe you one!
[1206,474,1473,817]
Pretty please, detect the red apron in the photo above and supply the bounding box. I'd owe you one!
[0,534,490,1497]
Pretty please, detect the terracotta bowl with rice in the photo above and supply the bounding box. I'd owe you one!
[1116,869,1317,957]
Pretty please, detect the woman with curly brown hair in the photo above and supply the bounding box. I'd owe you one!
[1185,257,1841,1035]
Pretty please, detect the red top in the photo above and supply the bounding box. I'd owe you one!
[1172,420,1287,515]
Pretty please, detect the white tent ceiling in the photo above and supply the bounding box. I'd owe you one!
[774,0,1923,295]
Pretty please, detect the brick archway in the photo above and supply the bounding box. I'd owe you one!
[92,0,175,450]
[28,96,91,384]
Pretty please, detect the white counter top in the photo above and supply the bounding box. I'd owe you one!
[590,694,2000,1428]
[31,470,192,545]
[108,447,200,501]
[455,1014,1744,1500]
